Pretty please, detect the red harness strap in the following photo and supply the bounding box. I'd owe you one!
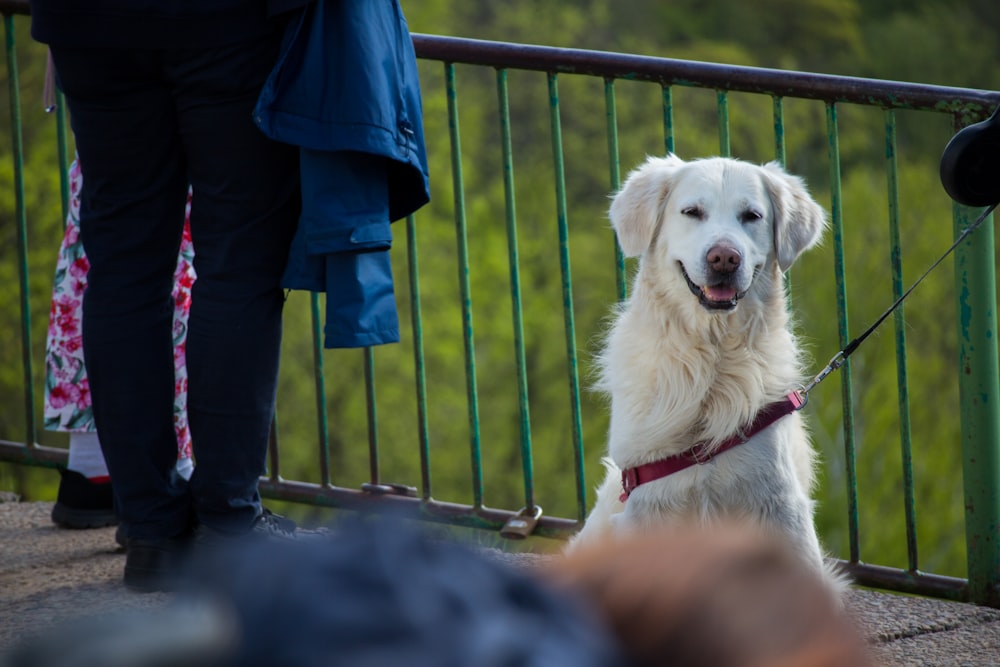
[619,391,806,502]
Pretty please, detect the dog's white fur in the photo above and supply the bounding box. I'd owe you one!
[570,154,836,584]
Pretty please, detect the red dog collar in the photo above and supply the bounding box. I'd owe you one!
[619,391,806,502]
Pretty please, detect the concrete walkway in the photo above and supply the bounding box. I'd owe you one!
[1,500,999,665]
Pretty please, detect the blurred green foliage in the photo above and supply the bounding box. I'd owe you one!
[1,0,997,572]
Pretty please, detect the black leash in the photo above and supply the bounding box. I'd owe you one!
[801,202,999,397]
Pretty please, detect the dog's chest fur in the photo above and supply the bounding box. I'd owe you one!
[599,263,802,469]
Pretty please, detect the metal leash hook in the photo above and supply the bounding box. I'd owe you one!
[800,350,846,399]
[500,505,543,539]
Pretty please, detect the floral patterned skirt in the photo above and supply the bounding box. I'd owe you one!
[43,158,196,460]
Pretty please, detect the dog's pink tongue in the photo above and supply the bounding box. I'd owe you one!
[702,285,737,302]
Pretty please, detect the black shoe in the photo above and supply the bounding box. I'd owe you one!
[250,508,330,540]
[123,533,192,593]
[196,508,330,546]
[51,469,118,529]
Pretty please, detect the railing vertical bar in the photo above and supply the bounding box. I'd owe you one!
[496,68,536,511]
[773,96,794,301]
[310,292,331,486]
[548,72,587,521]
[604,78,626,301]
[406,214,433,499]
[717,90,731,157]
[446,62,485,508]
[951,113,1000,606]
[662,84,675,154]
[827,102,860,563]
[364,347,380,484]
[773,96,786,166]
[4,16,36,450]
[884,110,919,571]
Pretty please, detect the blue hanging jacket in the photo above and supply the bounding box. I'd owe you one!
[254,0,430,348]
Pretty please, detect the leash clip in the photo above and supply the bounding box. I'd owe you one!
[802,350,845,396]
[789,388,808,411]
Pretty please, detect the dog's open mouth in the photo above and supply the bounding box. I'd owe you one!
[680,263,745,311]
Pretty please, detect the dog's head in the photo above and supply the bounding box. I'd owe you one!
[609,154,827,312]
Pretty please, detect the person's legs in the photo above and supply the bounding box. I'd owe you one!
[165,33,300,534]
[49,46,191,541]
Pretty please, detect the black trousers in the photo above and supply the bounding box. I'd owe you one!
[49,31,300,539]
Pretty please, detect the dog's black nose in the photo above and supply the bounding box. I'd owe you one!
[707,245,741,274]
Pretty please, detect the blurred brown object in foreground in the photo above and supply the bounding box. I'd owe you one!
[546,522,874,667]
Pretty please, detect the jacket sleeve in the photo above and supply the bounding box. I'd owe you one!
[281,149,400,348]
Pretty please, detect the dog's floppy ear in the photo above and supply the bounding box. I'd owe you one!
[762,162,828,272]
[609,154,685,257]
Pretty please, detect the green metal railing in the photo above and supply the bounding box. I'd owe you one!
[2,3,999,606]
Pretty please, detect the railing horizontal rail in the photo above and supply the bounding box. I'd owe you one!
[412,34,1000,118]
[0,437,582,538]
[841,562,968,602]
[256,478,580,536]
[0,440,65,468]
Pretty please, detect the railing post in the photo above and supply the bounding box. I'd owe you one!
[953,201,1000,607]
[4,15,37,451]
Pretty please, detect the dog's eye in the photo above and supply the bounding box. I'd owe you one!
[681,206,705,219]
[740,209,763,224]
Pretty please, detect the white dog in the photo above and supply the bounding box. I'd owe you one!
[569,154,836,584]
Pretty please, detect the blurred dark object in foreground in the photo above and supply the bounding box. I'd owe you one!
[2,518,625,667]
[547,522,874,667]
[940,105,1000,207]
[3,518,876,667]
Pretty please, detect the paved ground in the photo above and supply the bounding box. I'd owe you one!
[2,499,999,665]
